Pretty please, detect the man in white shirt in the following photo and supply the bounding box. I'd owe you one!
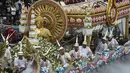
[80,42,94,60]
[69,37,81,61]
[97,37,108,55]
[58,47,71,68]
[79,35,94,61]
[107,34,119,50]
[13,51,26,73]
[41,57,52,73]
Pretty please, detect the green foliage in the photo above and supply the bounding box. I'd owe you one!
[24,39,36,53]
[11,38,61,70]
[38,38,60,69]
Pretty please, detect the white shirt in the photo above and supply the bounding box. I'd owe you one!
[97,40,102,49]
[14,57,26,68]
[61,55,67,65]
[42,60,51,68]
[100,42,108,51]
[4,46,12,61]
[60,53,71,68]
[74,52,78,59]
[79,46,92,58]
[108,38,119,49]
[69,50,81,60]
[24,60,34,73]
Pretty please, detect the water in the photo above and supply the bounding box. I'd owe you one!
[97,54,130,73]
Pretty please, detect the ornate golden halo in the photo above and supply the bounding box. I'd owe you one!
[106,0,118,25]
[27,0,67,41]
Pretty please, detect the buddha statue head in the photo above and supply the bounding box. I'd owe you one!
[43,17,48,27]
[35,15,43,29]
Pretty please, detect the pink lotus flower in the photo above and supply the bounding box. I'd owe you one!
[96,17,99,22]
[101,16,104,21]
[76,18,82,23]
[93,17,96,23]
[104,15,106,20]
[70,17,75,22]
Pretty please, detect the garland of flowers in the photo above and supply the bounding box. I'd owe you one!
[38,38,61,69]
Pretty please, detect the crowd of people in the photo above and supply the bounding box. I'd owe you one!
[0,0,33,25]
[0,27,121,73]
[0,0,127,73]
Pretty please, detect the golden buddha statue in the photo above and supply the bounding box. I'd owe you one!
[35,15,52,41]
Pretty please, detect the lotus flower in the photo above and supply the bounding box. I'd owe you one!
[96,17,99,22]
[31,14,35,19]
[22,4,24,9]
[76,18,82,23]
[70,17,75,22]
[99,16,102,21]
[20,20,26,24]
[100,16,103,21]
[22,10,25,13]
[30,25,37,30]
[104,15,106,20]
[31,10,35,14]
[21,14,26,18]
[127,9,129,13]
[31,19,35,24]
[19,25,26,33]
[129,8,130,12]
[92,17,96,23]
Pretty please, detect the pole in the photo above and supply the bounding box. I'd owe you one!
[87,0,92,47]
[88,0,90,8]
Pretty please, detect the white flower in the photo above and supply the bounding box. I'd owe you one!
[31,14,35,18]
[30,25,37,30]
[22,10,25,13]
[19,25,26,33]
[20,20,27,24]
[31,10,35,14]
[31,19,35,24]
[21,14,26,18]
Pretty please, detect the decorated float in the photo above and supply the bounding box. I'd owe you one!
[27,0,130,73]
[0,0,130,73]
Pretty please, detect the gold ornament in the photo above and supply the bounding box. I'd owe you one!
[27,0,67,42]
[106,0,118,25]
[30,14,52,41]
